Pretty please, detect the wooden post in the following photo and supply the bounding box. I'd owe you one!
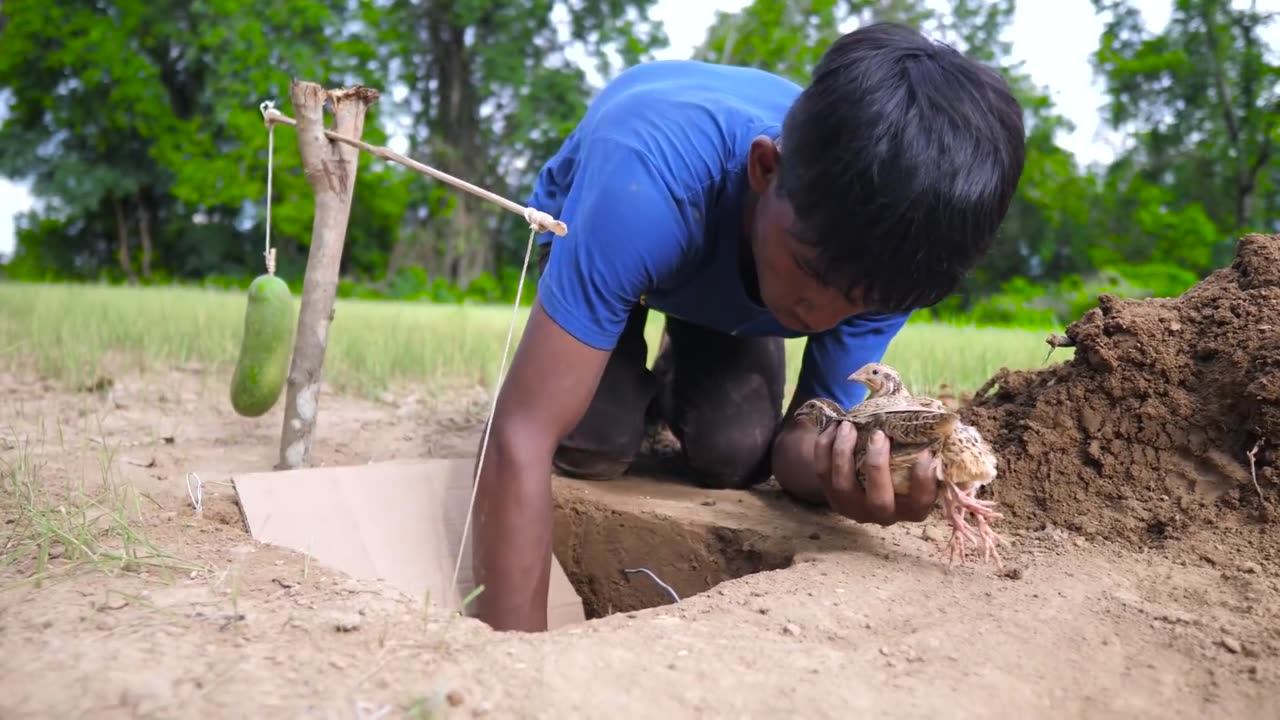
[277,79,380,470]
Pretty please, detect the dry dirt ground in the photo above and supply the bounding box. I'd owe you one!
[1,365,1277,720]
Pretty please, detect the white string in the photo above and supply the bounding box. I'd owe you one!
[448,216,540,603]
[252,93,558,614]
[258,102,567,238]
[185,472,232,514]
[259,100,278,275]
[624,567,681,604]
[186,472,204,514]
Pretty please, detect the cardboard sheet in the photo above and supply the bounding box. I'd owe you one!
[231,457,585,630]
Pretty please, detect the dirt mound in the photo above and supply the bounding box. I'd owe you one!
[964,233,1280,563]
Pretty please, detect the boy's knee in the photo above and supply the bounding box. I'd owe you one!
[553,445,633,481]
[681,424,776,490]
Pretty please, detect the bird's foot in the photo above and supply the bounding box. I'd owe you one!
[940,482,1005,569]
[971,509,1005,570]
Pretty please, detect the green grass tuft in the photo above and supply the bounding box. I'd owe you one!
[0,416,203,591]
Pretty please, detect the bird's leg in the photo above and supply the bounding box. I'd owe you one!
[941,486,977,565]
[939,482,1005,569]
[970,505,1005,568]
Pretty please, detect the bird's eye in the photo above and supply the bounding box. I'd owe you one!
[872,369,880,375]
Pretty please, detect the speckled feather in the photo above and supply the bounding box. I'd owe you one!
[792,363,995,495]
[792,398,953,494]
[936,421,998,491]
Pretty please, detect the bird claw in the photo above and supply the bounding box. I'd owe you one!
[939,481,1005,570]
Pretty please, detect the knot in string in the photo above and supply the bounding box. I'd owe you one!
[523,207,560,235]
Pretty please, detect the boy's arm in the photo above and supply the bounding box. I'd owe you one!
[472,138,692,632]
[770,312,934,523]
[471,298,611,631]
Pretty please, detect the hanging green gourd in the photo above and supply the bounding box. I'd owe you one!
[230,102,296,417]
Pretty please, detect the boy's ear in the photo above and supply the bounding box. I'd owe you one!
[747,135,781,193]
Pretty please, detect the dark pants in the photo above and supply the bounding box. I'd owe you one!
[539,244,788,489]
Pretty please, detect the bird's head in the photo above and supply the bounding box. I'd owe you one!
[847,363,904,397]
[793,398,843,432]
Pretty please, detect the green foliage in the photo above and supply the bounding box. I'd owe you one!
[1090,0,1279,241]
[0,0,413,283]
[694,0,933,83]
[691,0,1275,326]
[334,265,538,306]
[0,0,664,289]
[921,259,1200,329]
[1,0,1277,331]
[353,0,669,286]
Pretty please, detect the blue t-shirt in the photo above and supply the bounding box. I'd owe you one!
[526,59,910,410]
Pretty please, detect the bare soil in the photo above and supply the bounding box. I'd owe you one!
[3,238,1280,719]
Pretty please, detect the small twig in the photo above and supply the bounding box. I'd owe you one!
[1044,333,1075,364]
[971,370,1006,403]
[1045,333,1075,348]
[260,103,567,237]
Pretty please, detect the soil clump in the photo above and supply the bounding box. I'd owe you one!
[964,233,1280,565]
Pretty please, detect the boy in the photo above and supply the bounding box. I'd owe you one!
[471,22,1025,631]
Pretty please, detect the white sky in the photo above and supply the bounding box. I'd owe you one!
[0,0,1253,258]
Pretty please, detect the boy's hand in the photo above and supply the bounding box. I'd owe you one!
[810,419,937,525]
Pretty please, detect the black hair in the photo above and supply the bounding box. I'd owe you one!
[777,22,1026,312]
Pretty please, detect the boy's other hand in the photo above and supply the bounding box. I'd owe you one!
[811,420,937,525]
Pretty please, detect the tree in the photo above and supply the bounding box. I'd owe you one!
[0,0,412,283]
[362,0,670,287]
[1091,0,1280,266]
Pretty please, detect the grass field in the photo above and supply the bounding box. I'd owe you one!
[0,282,1072,398]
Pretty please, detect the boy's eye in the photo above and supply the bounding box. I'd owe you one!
[792,253,821,279]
